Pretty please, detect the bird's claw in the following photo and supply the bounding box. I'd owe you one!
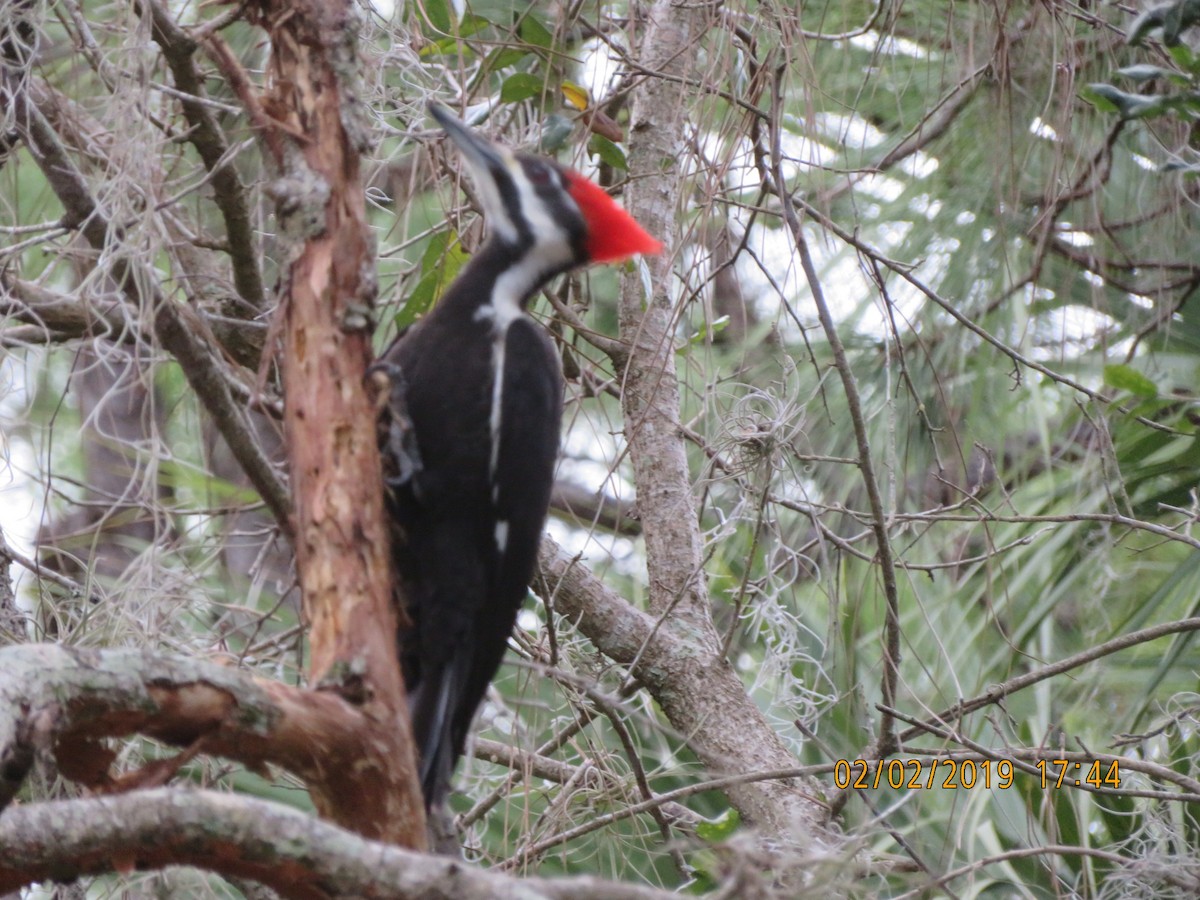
[367,361,424,490]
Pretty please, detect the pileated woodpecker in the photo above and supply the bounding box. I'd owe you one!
[377,103,661,813]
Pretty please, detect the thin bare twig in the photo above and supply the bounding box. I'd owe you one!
[143,0,266,313]
[7,77,293,531]
[903,616,1200,739]
[763,62,902,754]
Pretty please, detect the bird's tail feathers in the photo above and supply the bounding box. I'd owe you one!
[409,650,470,810]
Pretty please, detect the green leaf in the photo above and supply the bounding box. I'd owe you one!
[1081,83,1167,119]
[500,72,545,103]
[1126,3,1169,46]
[682,849,721,893]
[1127,0,1200,46]
[417,13,490,56]
[458,13,492,35]
[1164,0,1200,45]
[695,807,740,842]
[539,113,575,153]
[484,46,530,71]
[1168,41,1199,74]
[682,316,730,350]
[519,15,554,50]
[587,134,628,170]
[400,274,437,328]
[397,231,468,329]
[1116,64,1187,84]
[419,37,467,58]
[1080,84,1120,114]
[421,0,454,35]
[1103,364,1158,398]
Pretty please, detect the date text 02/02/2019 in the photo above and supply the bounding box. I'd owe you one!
[833,758,1122,791]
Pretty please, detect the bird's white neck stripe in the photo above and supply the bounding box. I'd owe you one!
[489,328,507,488]
[480,246,555,487]
[476,170,574,496]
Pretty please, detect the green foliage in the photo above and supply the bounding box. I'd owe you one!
[587,134,627,171]
[1104,363,1159,398]
[1127,0,1200,47]
[500,72,546,103]
[394,231,469,329]
[1085,1,1200,174]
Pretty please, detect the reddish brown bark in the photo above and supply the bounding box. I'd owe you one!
[206,0,425,845]
[0,645,404,808]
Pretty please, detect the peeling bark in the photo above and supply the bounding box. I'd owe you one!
[0,645,400,820]
[215,0,425,844]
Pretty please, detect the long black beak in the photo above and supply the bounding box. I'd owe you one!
[428,102,508,176]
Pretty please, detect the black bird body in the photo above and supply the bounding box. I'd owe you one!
[379,104,660,813]
[380,245,564,807]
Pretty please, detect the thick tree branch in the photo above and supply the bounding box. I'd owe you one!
[0,528,20,643]
[536,535,827,842]
[0,644,408,827]
[550,481,640,536]
[0,276,131,343]
[602,0,832,849]
[0,789,677,900]
[537,535,657,663]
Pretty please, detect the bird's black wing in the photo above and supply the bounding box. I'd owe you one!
[377,318,496,809]
[447,316,564,752]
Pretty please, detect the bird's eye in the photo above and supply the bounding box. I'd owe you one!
[526,161,555,187]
